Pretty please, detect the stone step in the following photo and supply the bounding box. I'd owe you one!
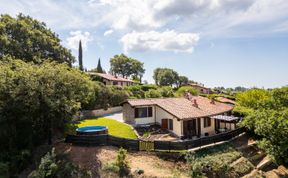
[241,169,264,178]
[256,156,273,170]
[277,165,288,176]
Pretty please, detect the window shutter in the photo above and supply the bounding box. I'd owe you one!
[148,107,152,117]
[135,108,139,118]
[169,119,173,130]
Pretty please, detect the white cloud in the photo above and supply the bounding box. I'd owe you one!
[1,0,288,39]
[65,31,93,51]
[120,30,200,54]
[98,0,162,31]
[103,29,113,36]
[0,0,106,30]
[89,0,288,38]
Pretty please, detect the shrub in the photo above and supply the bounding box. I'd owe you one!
[185,152,205,178]
[28,148,58,178]
[0,59,96,174]
[124,85,145,98]
[103,148,130,177]
[143,131,151,138]
[175,86,199,97]
[103,162,120,173]
[235,87,288,164]
[0,162,9,178]
[109,87,130,106]
[231,158,254,176]
[159,86,174,97]
[185,144,242,177]
[29,148,92,178]
[145,89,162,98]
[134,168,144,175]
[140,84,158,91]
[116,148,130,177]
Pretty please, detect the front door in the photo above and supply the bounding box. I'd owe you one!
[161,119,168,129]
[188,119,197,136]
[183,120,198,138]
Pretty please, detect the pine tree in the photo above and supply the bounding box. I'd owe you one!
[78,40,83,71]
[96,58,104,73]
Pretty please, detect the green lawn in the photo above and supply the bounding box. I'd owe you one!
[77,118,137,139]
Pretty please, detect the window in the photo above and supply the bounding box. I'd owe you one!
[168,119,173,130]
[135,107,152,118]
[204,117,211,128]
[113,81,118,85]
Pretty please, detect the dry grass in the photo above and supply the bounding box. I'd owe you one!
[55,142,189,178]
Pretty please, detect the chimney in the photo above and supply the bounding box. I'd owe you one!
[210,98,215,104]
[184,92,189,99]
[184,92,193,101]
[192,99,198,108]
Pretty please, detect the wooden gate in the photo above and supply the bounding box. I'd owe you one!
[139,141,154,151]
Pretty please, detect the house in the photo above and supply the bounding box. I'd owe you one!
[187,84,211,94]
[122,95,240,139]
[216,96,236,105]
[88,72,135,87]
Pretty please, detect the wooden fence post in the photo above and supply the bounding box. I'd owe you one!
[137,140,139,151]
[122,138,125,148]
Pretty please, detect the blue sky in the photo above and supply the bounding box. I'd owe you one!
[1,0,288,88]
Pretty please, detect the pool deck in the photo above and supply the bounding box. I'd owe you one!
[102,112,124,123]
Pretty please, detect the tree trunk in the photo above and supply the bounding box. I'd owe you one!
[47,117,52,145]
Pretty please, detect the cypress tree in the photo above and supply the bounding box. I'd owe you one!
[78,40,83,71]
[96,58,104,73]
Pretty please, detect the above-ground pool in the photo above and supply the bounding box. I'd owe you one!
[76,126,108,135]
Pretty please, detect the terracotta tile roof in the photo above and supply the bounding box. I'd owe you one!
[125,96,233,120]
[216,97,236,105]
[87,72,134,82]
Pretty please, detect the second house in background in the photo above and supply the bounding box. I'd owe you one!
[88,72,135,87]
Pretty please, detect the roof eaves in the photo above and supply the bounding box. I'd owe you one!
[181,108,234,120]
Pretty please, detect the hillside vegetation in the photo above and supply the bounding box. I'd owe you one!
[235,87,288,165]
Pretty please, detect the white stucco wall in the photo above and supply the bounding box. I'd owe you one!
[135,117,155,124]
[155,106,182,137]
[123,104,184,137]
[200,118,215,136]
[134,106,156,125]
[103,79,133,87]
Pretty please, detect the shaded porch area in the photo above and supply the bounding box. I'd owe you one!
[212,115,241,133]
[182,115,242,139]
[183,118,201,139]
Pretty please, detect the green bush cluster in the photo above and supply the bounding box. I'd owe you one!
[103,148,130,177]
[0,58,96,176]
[122,85,199,100]
[175,86,199,97]
[86,84,130,110]
[185,144,243,178]
[28,148,91,178]
[235,87,288,164]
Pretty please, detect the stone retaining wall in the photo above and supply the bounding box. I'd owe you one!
[81,106,122,118]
